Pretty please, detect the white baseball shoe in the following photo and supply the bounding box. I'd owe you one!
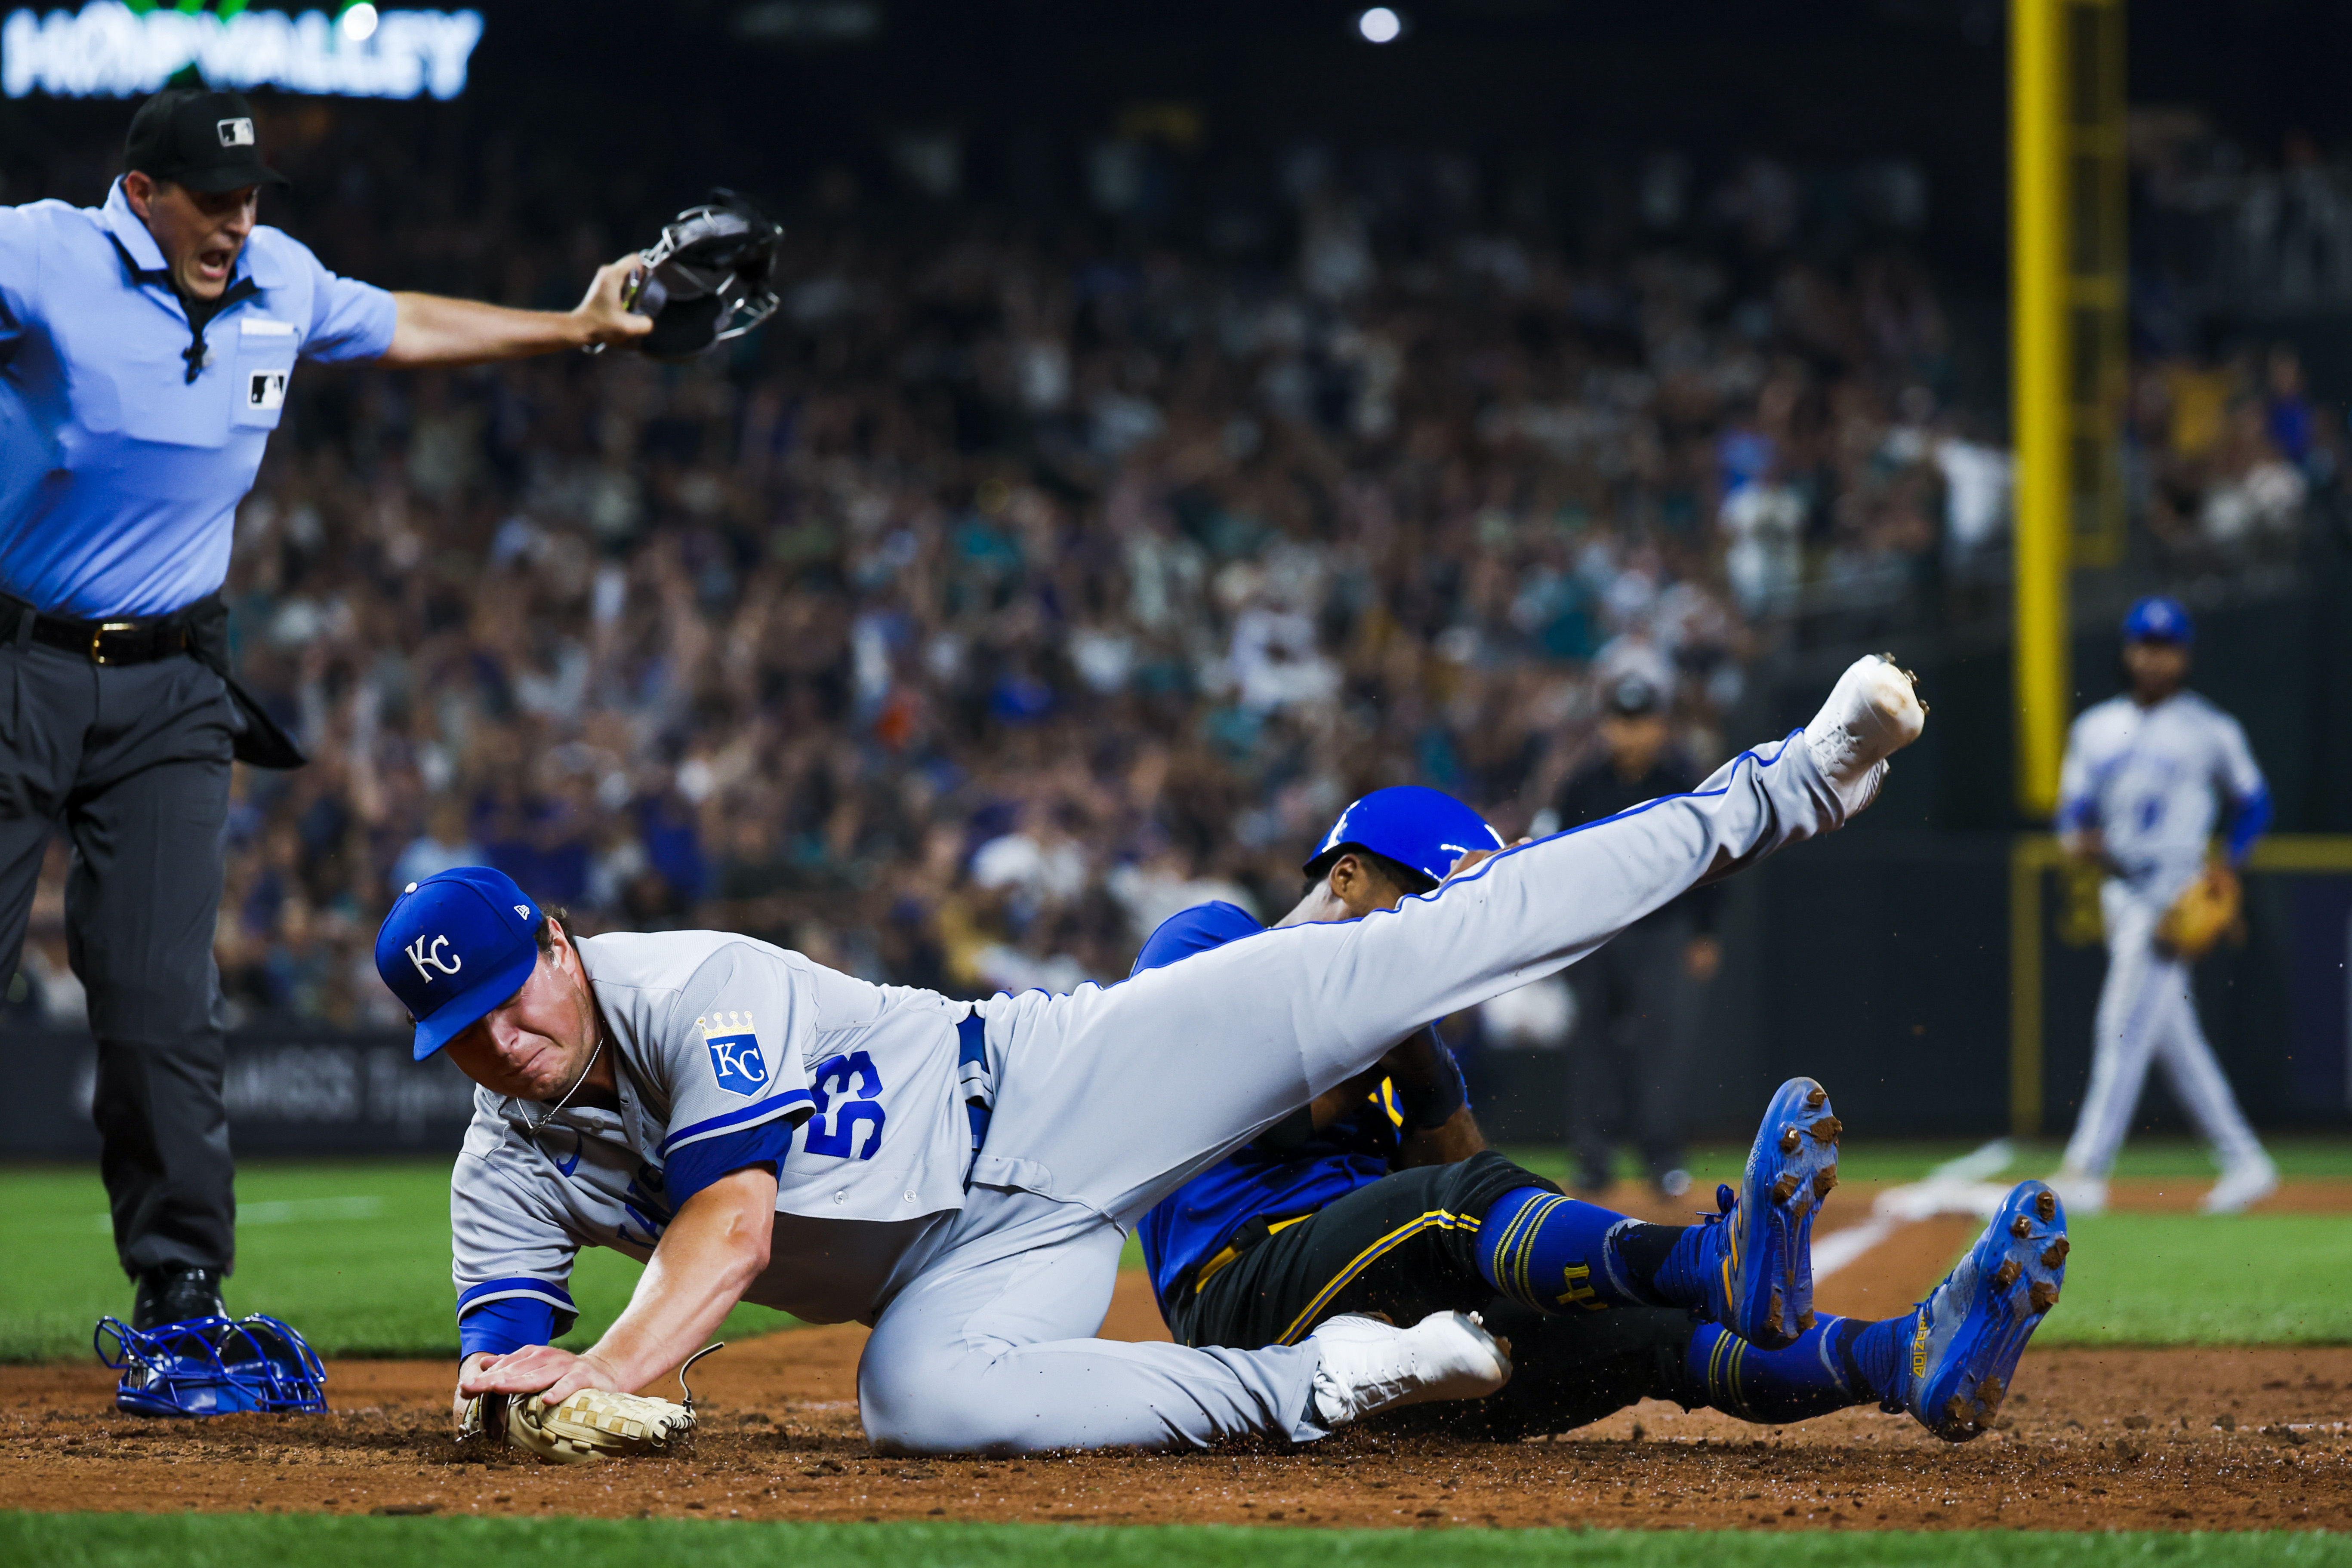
[1306,1310,1512,1428]
[2201,1154,2279,1215]
[2045,1168,2108,1217]
[1803,653,1927,816]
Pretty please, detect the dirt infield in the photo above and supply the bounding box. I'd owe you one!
[5,1182,2348,1534]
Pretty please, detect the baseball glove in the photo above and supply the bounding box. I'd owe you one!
[459,1343,721,1464]
[617,190,783,361]
[461,1387,695,1464]
[2154,863,2242,961]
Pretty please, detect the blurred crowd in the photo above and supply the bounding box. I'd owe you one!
[0,115,2333,1029]
[2129,118,2352,564]
[2132,342,2338,559]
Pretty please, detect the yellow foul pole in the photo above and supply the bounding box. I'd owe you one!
[2011,0,2067,821]
[2009,0,2127,1134]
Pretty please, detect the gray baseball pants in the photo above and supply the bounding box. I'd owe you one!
[2059,878,2268,1178]
[858,732,1850,1453]
[1566,911,1697,1189]
[0,643,236,1278]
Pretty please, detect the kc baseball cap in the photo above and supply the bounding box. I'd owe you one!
[124,89,287,194]
[1304,786,1506,890]
[2121,595,2194,645]
[374,867,546,1061]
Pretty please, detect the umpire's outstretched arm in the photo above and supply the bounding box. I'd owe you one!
[379,258,651,367]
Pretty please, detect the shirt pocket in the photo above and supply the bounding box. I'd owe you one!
[230,316,300,431]
[108,330,230,448]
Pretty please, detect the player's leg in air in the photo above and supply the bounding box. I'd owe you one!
[860,656,1925,1452]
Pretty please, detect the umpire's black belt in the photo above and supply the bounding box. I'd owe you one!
[1,599,194,665]
[0,591,307,769]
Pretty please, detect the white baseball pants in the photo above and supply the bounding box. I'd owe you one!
[857,732,1851,1453]
[2059,880,2268,1179]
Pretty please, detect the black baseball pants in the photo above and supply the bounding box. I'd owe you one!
[1566,913,1696,1189]
[1163,1151,1698,1441]
[0,641,237,1280]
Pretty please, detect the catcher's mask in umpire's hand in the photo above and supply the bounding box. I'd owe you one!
[620,190,783,361]
[95,1313,328,1417]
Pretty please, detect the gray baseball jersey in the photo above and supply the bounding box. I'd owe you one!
[2057,690,2267,902]
[452,930,969,1348]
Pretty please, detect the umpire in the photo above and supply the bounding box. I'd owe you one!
[1552,672,1721,1198]
[0,89,650,1328]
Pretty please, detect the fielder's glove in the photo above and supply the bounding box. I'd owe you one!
[461,1387,696,1464]
[459,1343,721,1464]
[2154,863,2242,962]
[616,190,783,361]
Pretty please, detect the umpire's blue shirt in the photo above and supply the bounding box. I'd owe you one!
[0,179,397,618]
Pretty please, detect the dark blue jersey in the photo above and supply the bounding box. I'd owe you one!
[1131,901,1411,1311]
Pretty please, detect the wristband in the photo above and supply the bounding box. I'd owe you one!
[1395,1035,1469,1132]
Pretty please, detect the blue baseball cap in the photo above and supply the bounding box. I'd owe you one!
[1304,786,1506,889]
[2122,595,2194,645]
[373,867,546,1061]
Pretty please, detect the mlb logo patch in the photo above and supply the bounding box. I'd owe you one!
[217,117,256,148]
[700,1011,768,1097]
[247,371,287,411]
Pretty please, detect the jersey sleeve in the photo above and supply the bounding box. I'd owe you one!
[285,234,397,363]
[651,944,818,1207]
[451,1129,585,1357]
[2213,712,2267,805]
[2213,712,2272,861]
[2055,713,2099,833]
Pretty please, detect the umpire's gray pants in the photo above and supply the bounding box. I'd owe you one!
[1566,912,1696,1189]
[858,732,1850,1453]
[0,644,235,1278]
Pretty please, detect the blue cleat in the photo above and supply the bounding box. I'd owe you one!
[1696,1075,1841,1349]
[1895,1179,2068,1441]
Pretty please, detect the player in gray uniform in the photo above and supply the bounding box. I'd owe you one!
[378,654,1924,1455]
[2051,597,2277,1215]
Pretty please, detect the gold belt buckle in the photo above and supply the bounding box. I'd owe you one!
[90,621,138,665]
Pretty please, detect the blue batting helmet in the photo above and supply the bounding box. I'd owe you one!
[2121,595,2193,645]
[96,1313,327,1418]
[1304,786,1505,889]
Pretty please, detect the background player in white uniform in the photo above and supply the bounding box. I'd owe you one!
[2051,596,2277,1215]
[378,656,1923,1455]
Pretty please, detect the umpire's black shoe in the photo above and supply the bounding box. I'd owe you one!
[132,1265,227,1330]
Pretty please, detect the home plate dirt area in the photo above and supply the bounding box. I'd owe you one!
[4,1187,2347,1534]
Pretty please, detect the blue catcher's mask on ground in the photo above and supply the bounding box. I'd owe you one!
[2122,595,2194,645]
[373,866,545,1061]
[95,1314,327,1418]
[1304,785,1505,890]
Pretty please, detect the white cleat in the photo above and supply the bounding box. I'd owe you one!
[2201,1155,2279,1215]
[1306,1310,1512,1428]
[2046,1169,2108,1217]
[1803,653,1928,816]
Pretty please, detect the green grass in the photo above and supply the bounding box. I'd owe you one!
[1499,1137,2352,1189]
[2031,1212,2352,1344]
[9,1138,2352,1362]
[5,1516,2348,1568]
[0,1162,793,1363]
